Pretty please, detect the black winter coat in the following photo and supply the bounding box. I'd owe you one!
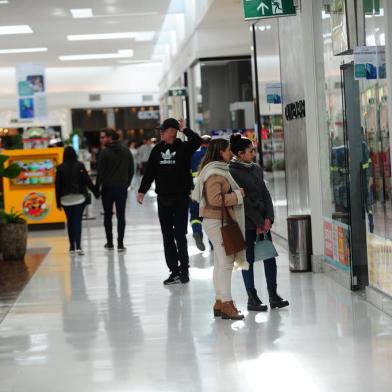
[229,160,274,230]
[55,161,98,208]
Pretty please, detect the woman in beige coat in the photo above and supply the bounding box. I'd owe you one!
[192,138,247,320]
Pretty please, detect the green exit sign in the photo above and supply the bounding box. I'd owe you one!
[168,88,188,97]
[243,0,296,20]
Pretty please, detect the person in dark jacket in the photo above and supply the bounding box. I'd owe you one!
[229,134,289,311]
[96,128,134,252]
[55,146,99,255]
[137,118,202,285]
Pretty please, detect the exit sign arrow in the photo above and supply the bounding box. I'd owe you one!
[257,1,269,15]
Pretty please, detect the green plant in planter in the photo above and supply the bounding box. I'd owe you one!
[0,154,22,179]
[0,158,25,261]
[0,208,27,261]
[0,208,26,224]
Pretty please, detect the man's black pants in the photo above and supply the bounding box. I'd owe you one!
[102,185,128,246]
[157,195,190,276]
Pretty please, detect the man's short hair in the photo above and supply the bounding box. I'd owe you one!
[201,135,211,145]
[101,127,119,141]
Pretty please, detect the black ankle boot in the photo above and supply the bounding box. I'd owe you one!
[247,289,268,312]
[268,289,289,309]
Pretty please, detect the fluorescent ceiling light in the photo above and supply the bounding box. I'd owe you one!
[0,1,9,4]
[0,25,33,35]
[70,8,93,18]
[67,32,154,41]
[59,49,133,61]
[0,47,47,54]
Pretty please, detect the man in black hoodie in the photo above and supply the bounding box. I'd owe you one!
[137,118,202,285]
[97,128,134,252]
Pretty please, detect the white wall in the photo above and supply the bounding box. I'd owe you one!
[0,63,162,137]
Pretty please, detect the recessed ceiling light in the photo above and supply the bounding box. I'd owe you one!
[70,8,93,18]
[0,1,9,4]
[0,47,47,54]
[59,49,133,61]
[67,32,154,41]
[0,25,33,35]
[68,32,133,41]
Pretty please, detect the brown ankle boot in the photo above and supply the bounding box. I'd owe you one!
[221,301,244,320]
[213,300,222,317]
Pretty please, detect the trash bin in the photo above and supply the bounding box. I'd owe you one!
[287,215,312,272]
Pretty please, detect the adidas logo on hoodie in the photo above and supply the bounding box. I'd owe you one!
[160,149,176,165]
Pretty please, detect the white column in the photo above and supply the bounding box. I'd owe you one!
[299,0,327,264]
[385,1,392,165]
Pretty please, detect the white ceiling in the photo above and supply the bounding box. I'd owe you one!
[0,0,172,67]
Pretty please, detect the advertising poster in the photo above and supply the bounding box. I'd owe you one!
[265,83,282,104]
[354,46,386,80]
[16,63,47,120]
[324,218,351,272]
[324,220,333,258]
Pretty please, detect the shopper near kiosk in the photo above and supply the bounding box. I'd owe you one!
[96,128,135,252]
[55,146,99,255]
[229,134,289,311]
[137,118,202,285]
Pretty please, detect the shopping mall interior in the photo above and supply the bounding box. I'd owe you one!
[1,0,392,391]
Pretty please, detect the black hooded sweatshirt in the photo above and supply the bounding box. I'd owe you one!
[96,141,134,189]
[138,128,202,198]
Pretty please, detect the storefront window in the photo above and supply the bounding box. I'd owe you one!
[321,1,391,292]
[360,2,392,295]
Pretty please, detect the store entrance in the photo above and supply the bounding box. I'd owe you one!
[341,63,369,290]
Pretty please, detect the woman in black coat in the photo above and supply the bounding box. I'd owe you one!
[55,147,99,255]
[229,134,289,311]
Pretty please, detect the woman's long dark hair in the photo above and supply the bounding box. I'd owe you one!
[199,138,229,171]
[63,146,78,165]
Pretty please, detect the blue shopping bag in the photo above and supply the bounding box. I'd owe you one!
[254,233,278,261]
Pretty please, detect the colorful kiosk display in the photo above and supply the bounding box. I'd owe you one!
[3,148,65,225]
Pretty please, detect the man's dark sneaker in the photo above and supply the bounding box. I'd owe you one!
[180,273,190,284]
[163,273,181,286]
[193,232,206,251]
[117,244,127,253]
[104,243,114,251]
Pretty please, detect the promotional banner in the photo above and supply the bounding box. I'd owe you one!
[16,63,47,120]
[265,83,282,104]
[323,218,350,272]
[354,46,386,80]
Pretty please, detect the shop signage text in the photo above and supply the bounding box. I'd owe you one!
[284,99,305,121]
[242,0,296,20]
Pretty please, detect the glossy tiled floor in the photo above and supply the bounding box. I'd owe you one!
[1,191,392,391]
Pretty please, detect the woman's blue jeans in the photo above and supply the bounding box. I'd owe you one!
[242,229,277,291]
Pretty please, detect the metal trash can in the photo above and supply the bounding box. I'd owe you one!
[287,215,312,272]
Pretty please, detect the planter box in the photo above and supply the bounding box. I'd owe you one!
[0,222,28,261]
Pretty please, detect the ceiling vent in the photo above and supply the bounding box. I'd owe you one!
[89,94,101,102]
[142,94,153,102]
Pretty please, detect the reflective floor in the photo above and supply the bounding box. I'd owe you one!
[1,191,392,391]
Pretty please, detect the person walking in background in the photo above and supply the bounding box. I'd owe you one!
[192,138,248,320]
[189,135,211,251]
[137,118,202,285]
[96,128,134,252]
[229,134,289,310]
[138,137,154,176]
[55,146,99,255]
